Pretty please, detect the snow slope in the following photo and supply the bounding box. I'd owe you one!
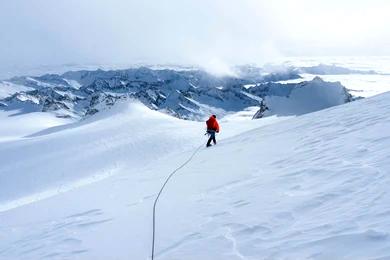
[0,111,73,143]
[1,92,390,259]
[0,101,204,208]
[260,77,351,116]
[0,81,33,99]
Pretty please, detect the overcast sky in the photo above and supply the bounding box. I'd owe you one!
[1,0,390,74]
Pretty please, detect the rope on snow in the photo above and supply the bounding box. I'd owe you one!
[151,142,204,260]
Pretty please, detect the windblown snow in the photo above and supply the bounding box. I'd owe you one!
[1,88,390,259]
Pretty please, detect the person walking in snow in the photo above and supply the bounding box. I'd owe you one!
[206,114,220,147]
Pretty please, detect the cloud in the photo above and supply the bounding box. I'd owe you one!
[0,0,389,76]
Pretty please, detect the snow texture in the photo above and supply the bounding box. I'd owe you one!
[0,90,390,259]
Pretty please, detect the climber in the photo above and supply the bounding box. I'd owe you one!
[206,114,220,147]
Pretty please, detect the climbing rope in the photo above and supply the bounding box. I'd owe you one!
[151,142,204,260]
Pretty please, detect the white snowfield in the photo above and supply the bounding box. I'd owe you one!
[0,81,33,99]
[0,111,73,143]
[1,92,390,259]
[264,77,350,117]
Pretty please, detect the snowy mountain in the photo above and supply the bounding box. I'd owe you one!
[0,89,390,259]
[250,77,353,117]
[0,81,33,99]
[0,66,353,120]
[299,63,381,75]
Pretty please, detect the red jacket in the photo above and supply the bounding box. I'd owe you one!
[206,116,220,132]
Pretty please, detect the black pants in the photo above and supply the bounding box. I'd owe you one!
[207,130,216,146]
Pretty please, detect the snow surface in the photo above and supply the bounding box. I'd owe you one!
[0,81,33,99]
[261,77,350,117]
[1,90,390,259]
[0,111,73,143]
